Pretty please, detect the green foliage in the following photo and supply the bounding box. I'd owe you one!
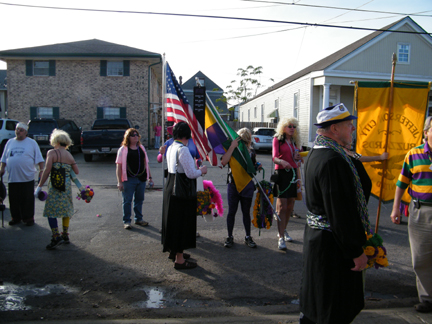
[223,66,273,106]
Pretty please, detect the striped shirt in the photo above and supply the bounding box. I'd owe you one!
[396,142,432,202]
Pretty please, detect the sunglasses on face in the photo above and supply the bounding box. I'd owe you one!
[287,125,296,129]
[16,128,26,132]
[130,133,139,137]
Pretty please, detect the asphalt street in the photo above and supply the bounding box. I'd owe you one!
[1,148,431,323]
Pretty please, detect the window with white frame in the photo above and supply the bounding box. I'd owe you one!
[38,107,54,118]
[198,77,205,86]
[397,43,411,64]
[241,111,244,121]
[103,107,121,119]
[254,106,257,118]
[34,61,50,76]
[293,92,299,118]
[275,99,279,109]
[261,104,264,122]
[248,109,250,121]
[107,61,124,76]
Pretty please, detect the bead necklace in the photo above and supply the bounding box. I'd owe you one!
[127,146,146,177]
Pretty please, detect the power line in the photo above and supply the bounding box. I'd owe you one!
[0,2,430,35]
[240,0,432,17]
[182,25,307,43]
[320,0,376,24]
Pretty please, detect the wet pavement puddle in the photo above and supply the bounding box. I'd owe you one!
[0,283,80,311]
[0,283,171,311]
[132,287,167,308]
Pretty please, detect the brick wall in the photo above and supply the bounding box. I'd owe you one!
[6,59,160,146]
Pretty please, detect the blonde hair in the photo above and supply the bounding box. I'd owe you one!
[50,129,73,149]
[274,117,301,147]
[237,128,252,149]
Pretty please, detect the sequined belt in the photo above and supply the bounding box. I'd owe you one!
[306,210,332,232]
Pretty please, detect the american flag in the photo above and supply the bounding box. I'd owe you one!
[165,63,218,165]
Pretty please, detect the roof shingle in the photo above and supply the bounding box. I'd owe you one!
[0,39,161,58]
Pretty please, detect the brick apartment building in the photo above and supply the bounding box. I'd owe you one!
[0,39,163,147]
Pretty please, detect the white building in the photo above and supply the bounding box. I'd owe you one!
[239,16,432,147]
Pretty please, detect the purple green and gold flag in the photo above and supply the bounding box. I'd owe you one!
[205,99,256,193]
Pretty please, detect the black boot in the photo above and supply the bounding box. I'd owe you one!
[46,236,64,250]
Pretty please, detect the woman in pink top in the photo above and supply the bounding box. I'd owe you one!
[154,122,162,149]
[272,117,302,251]
[116,128,152,229]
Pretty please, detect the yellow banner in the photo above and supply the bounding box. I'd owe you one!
[355,81,431,203]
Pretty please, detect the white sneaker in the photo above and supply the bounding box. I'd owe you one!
[278,238,287,250]
[284,230,293,242]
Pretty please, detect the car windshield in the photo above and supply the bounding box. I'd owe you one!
[255,129,275,136]
[28,121,56,133]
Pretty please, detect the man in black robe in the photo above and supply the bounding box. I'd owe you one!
[300,103,369,324]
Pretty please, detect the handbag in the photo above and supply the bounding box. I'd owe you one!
[270,173,279,183]
[50,150,66,192]
[172,145,196,198]
[51,165,66,191]
[271,170,279,196]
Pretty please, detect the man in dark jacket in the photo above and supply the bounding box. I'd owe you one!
[300,103,369,324]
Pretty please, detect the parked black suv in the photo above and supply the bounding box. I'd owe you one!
[27,118,82,153]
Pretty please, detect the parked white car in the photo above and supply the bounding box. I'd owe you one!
[0,118,19,156]
[251,127,275,151]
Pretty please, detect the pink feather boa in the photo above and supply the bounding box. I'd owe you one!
[203,180,224,217]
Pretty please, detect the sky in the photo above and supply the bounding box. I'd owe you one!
[0,0,431,102]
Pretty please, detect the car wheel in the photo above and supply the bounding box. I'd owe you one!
[84,154,93,162]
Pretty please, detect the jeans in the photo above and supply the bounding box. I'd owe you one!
[155,136,161,148]
[122,177,146,224]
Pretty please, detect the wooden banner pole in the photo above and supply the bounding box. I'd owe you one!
[375,53,397,234]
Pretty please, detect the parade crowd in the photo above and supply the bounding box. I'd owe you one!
[1,102,431,323]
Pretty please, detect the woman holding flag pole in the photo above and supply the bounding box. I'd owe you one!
[222,128,261,249]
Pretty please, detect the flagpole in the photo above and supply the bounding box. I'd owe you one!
[161,55,167,190]
[205,94,281,221]
[375,53,397,234]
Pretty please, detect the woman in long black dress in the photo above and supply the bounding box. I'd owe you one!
[161,122,207,270]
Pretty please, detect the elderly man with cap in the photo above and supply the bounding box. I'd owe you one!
[0,122,44,226]
[299,103,370,324]
[390,116,432,313]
